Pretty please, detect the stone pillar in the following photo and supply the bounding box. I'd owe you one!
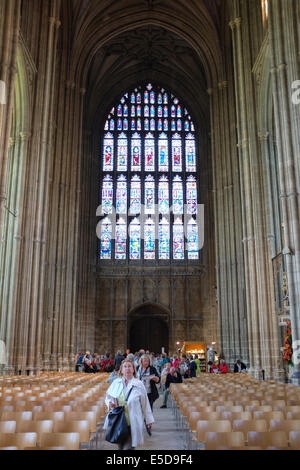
[209,76,249,369]
[268,0,300,384]
[0,0,21,254]
[229,0,284,380]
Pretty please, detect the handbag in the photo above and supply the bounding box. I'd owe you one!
[105,386,134,444]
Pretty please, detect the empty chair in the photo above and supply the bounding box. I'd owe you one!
[216,405,243,413]
[245,405,272,413]
[233,420,267,441]
[287,412,300,420]
[196,420,232,444]
[248,431,288,449]
[253,411,285,422]
[0,446,19,450]
[205,432,245,450]
[0,432,37,450]
[0,405,15,413]
[67,412,96,433]
[0,421,16,433]
[33,411,64,423]
[16,420,54,445]
[269,419,300,436]
[289,431,300,449]
[54,420,91,448]
[40,432,80,450]
[286,406,300,413]
[0,411,32,422]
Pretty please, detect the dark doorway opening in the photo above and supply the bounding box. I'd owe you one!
[128,304,169,354]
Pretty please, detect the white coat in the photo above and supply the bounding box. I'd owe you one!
[104,377,155,448]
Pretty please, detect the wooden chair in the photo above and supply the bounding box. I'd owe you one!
[248,431,288,449]
[232,420,267,441]
[0,432,37,450]
[269,419,300,436]
[0,446,19,450]
[216,405,243,413]
[289,431,300,449]
[253,411,285,422]
[196,420,232,445]
[286,406,300,413]
[67,412,97,433]
[33,411,64,423]
[16,420,54,445]
[54,420,91,448]
[40,432,80,450]
[193,411,221,421]
[245,405,272,413]
[0,411,33,422]
[205,431,245,450]
[221,411,252,423]
[287,412,300,420]
[0,421,16,433]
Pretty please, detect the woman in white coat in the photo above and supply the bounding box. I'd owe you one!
[104,359,155,450]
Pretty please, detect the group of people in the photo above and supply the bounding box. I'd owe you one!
[74,347,247,450]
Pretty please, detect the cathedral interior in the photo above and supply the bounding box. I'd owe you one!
[0,0,299,384]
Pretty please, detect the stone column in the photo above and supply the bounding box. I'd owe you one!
[229,1,284,380]
[0,0,21,253]
[268,0,300,384]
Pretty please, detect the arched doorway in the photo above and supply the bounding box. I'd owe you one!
[128,303,169,354]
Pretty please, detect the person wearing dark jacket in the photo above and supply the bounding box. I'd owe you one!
[113,350,124,369]
[234,359,247,373]
[189,356,197,378]
[160,367,182,408]
[136,354,160,411]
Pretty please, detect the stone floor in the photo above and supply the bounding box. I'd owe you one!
[97,393,185,451]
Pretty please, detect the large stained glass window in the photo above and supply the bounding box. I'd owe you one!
[99,83,200,261]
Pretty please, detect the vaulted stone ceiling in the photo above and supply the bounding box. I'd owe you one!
[60,0,224,131]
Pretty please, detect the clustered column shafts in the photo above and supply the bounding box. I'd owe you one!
[268,0,300,384]
[229,0,284,380]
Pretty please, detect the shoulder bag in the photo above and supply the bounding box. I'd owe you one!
[105,386,134,444]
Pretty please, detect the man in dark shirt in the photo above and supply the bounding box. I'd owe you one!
[160,367,182,408]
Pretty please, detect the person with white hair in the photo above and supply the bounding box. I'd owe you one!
[105,359,154,450]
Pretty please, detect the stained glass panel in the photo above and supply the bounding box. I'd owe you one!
[158,176,169,214]
[173,176,183,215]
[131,93,135,104]
[124,105,128,117]
[186,176,197,214]
[173,218,184,260]
[131,134,141,171]
[145,175,155,214]
[145,134,155,172]
[144,218,155,260]
[117,133,127,172]
[144,105,149,117]
[187,218,199,259]
[116,175,127,214]
[131,106,135,117]
[150,91,155,104]
[158,93,163,104]
[110,119,115,131]
[100,217,112,259]
[129,218,141,260]
[159,133,169,172]
[130,175,141,215]
[117,105,122,117]
[102,175,113,214]
[159,217,170,259]
[186,135,196,172]
[115,217,127,260]
[103,133,114,171]
[172,134,182,172]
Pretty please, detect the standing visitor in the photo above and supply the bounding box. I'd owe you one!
[189,356,197,378]
[105,359,154,450]
[160,367,182,408]
[137,355,160,411]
